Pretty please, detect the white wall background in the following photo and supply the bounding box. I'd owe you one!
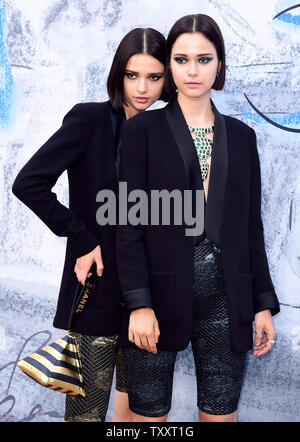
[0,0,299,422]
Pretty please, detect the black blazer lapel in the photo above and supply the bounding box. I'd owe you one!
[164,98,228,246]
[108,100,126,180]
[164,99,204,193]
[206,98,228,246]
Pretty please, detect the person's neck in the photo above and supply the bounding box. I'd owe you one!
[177,91,214,128]
[123,104,140,120]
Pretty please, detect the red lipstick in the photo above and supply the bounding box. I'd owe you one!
[135,97,149,103]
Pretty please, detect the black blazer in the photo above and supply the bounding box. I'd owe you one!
[116,98,280,352]
[12,100,126,336]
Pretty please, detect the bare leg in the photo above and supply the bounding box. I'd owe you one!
[112,391,131,422]
[199,409,237,422]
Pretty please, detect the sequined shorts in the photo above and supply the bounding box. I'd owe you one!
[64,333,127,422]
[123,236,248,417]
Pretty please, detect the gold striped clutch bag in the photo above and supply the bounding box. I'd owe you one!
[17,332,86,396]
[17,274,97,397]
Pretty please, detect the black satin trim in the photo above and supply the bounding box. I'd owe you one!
[254,290,280,316]
[108,100,126,180]
[121,287,154,311]
[164,98,228,247]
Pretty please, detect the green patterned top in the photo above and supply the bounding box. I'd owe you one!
[188,122,214,182]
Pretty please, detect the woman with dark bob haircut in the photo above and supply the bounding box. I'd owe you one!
[116,14,280,422]
[12,27,167,422]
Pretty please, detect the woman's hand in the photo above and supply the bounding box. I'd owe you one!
[129,308,160,354]
[74,245,104,285]
[253,309,276,356]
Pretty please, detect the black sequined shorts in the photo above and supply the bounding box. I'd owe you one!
[123,236,248,417]
[64,333,127,422]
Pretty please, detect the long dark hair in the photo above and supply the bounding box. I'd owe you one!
[164,14,226,100]
[107,28,167,108]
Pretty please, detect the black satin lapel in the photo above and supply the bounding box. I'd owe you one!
[164,98,228,246]
[108,101,126,180]
[164,99,204,192]
[205,98,228,246]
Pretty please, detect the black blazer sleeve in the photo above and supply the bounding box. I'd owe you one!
[249,128,280,316]
[115,117,154,311]
[12,103,99,259]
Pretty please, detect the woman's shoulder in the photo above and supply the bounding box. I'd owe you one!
[64,101,111,125]
[223,113,255,136]
[68,100,110,115]
[123,106,166,131]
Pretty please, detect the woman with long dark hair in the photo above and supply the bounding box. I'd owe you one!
[116,14,280,422]
[12,27,167,422]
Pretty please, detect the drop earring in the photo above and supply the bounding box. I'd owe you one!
[169,68,178,93]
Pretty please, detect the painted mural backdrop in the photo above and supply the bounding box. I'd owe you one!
[0,0,299,422]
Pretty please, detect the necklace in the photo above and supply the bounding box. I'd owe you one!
[188,122,214,182]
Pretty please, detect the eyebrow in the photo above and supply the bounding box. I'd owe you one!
[174,53,213,57]
[125,70,164,75]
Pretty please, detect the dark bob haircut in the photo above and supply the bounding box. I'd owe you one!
[164,14,226,100]
[107,28,168,108]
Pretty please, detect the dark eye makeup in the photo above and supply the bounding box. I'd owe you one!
[124,72,164,81]
[124,72,137,79]
[173,56,214,64]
